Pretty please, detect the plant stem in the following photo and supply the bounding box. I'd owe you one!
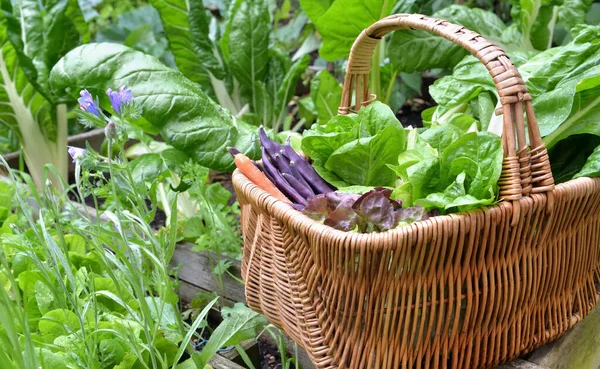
[370,41,383,100]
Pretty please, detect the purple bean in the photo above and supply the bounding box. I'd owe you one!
[262,149,306,205]
[283,142,335,193]
[273,152,293,175]
[289,161,314,197]
[282,173,313,200]
[259,126,285,158]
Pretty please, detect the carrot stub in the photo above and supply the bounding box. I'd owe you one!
[228,147,290,203]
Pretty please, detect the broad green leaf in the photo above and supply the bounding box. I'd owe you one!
[66,0,90,44]
[189,0,225,79]
[196,303,267,368]
[149,0,212,88]
[0,7,65,188]
[265,50,290,117]
[34,280,55,315]
[440,132,503,199]
[227,0,271,106]
[421,123,465,154]
[357,101,404,135]
[253,81,273,126]
[543,86,600,147]
[49,43,261,171]
[388,5,506,73]
[299,0,334,26]
[303,0,394,61]
[7,0,79,96]
[130,149,189,186]
[38,309,79,340]
[98,339,127,369]
[310,70,342,123]
[302,115,359,162]
[428,56,496,119]
[574,143,600,178]
[326,125,405,186]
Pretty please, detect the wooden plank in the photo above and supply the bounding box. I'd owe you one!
[496,359,549,369]
[171,242,246,304]
[528,302,600,369]
[178,279,238,308]
[208,353,248,369]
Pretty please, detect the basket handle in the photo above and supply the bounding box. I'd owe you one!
[338,13,555,219]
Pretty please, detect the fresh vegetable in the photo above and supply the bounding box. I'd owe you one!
[303,188,433,232]
[251,126,334,206]
[301,101,406,188]
[426,24,600,183]
[228,147,290,202]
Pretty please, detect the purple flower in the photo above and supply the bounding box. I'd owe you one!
[106,86,133,114]
[78,90,100,116]
[68,146,86,163]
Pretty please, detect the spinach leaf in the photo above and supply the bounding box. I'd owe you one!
[49,43,260,172]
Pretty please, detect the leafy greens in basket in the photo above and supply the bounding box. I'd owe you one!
[427,24,600,183]
[301,102,504,214]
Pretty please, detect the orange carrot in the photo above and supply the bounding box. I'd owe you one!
[228,147,290,203]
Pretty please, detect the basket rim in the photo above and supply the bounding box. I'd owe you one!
[233,169,600,249]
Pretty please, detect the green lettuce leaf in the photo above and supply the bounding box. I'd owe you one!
[49,43,260,171]
[325,125,405,186]
[302,101,406,187]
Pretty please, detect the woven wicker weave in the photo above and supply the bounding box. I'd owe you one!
[232,14,600,369]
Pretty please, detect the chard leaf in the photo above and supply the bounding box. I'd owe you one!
[275,54,310,125]
[300,0,394,61]
[325,125,406,186]
[388,5,506,73]
[6,0,79,97]
[310,70,342,123]
[574,143,600,178]
[149,0,213,88]
[253,81,273,126]
[0,10,60,187]
[227,0,271,107]
[49,43,260,171]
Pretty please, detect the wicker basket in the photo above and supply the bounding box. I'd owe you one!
[232,14,600,369]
